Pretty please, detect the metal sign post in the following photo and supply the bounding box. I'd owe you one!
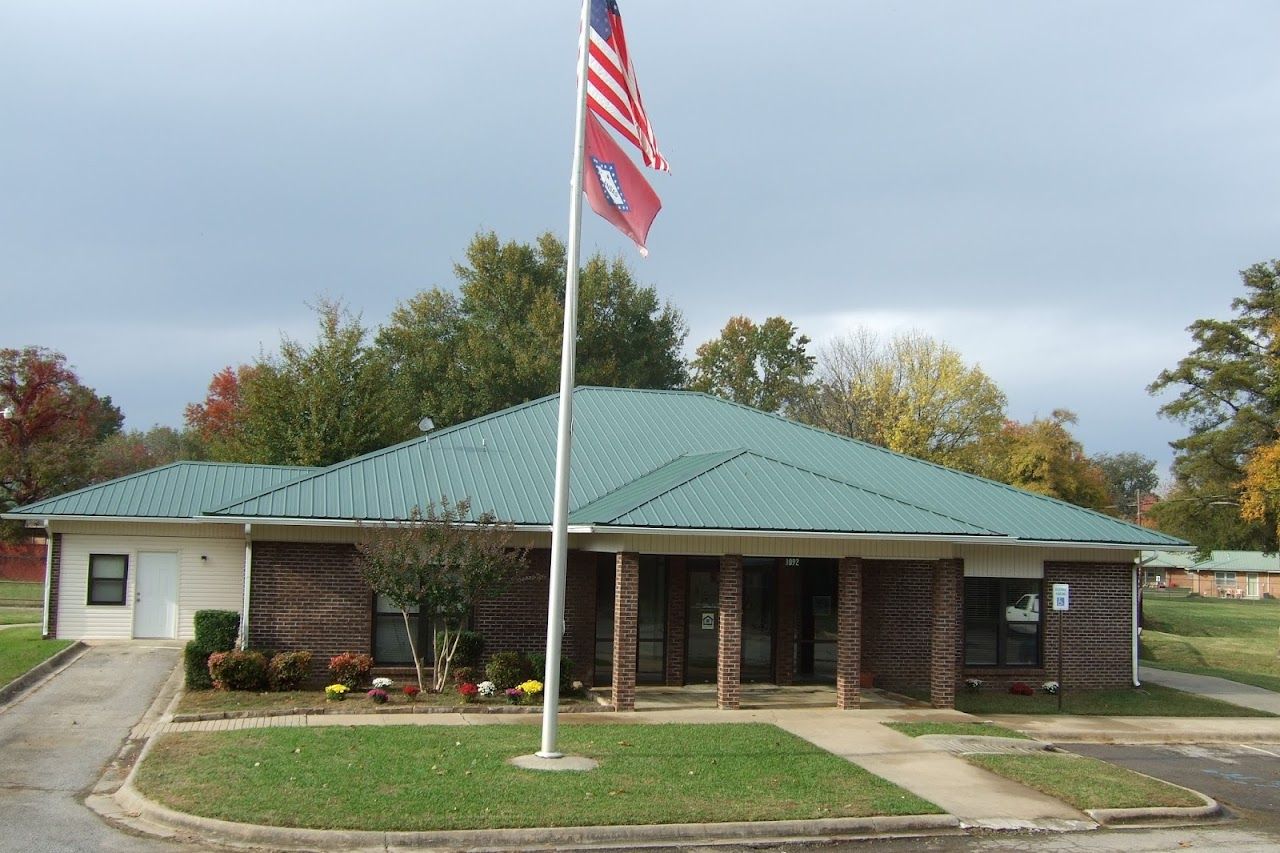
[1052,583,1069,712]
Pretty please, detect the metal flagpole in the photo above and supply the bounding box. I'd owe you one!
[537,0,593,759]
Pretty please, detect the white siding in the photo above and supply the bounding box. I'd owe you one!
[57,533,244,640]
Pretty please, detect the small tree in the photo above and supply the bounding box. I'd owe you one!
[356,499,528,692]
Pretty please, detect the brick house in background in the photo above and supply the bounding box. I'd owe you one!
[5,387,1189,710]
[0,540,46,583]
[1144,549,1279,599]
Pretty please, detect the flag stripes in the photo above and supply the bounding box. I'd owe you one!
[585,0,669,172]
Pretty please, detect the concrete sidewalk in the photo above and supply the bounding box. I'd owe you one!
[1139,666,1280,715]
[983,713,1280,743]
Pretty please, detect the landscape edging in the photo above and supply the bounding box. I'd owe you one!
[0,640,85,707]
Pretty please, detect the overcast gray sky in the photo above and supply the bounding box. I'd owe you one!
[3,1,1277,480]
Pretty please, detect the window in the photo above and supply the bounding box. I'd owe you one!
[372,595,432,664]
[1214,571,1237,588]
[88,554,128,605]
[964,578,1040,666]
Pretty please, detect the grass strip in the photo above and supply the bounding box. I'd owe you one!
[943,683,1274,717]
[136,723,941,831]
[0,608,41,626]
[884,721,1029,740]
[966,753,1202,810]
[0,626,73,688]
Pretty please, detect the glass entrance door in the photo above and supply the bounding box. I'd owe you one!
[685,561,719,683]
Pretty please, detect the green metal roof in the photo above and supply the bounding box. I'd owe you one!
[1144,549,1280,572]
[203,387,1186,546]
[7,462,320,519]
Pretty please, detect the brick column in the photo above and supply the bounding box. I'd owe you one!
[775,560,797,686]
[665,556,687,686]
[717,554,743,710]
[612,552,639,711]
[45,533,62,639]
[836,557,863,709]
[930,558,963,709]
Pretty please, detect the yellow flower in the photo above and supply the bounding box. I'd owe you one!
[517,679,544,695]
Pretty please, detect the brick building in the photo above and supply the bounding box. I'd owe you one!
[1144,549,1278,599]
[5,387,1189,709]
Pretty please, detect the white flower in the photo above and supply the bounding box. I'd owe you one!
[477,680,497,697]
[372,677,394,690]
[965,678,984,689]
[1042,681,1059,694]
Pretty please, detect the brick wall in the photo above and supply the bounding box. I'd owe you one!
[931,559,963,708]
[248,543,599,686]
[835,557,862,709]
[249,541,371,677]
[612,552,639,710]
[964,563,1134,691]
[1042,563,1133,690]
[46,534,61,639]
[860,560,936,693]
[717,554,743,709]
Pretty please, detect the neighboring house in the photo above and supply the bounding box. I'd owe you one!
[1143,550,1279,599]
[4,387,1189,711]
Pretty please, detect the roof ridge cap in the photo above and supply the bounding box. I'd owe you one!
[570,449,748,523]
[735,450,1003,535]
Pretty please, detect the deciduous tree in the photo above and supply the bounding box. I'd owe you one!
[1091,451,1160,521]
[973,410,1111,510]
[688,316,814,415]
[0,347,122,536]
[92,426,204,482]
[376,231,686,432]
[355,499,528,692]
[800,329,1007,471]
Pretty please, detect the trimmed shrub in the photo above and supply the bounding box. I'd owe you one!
[528,652,575,695]
[450,665,477,686]
[268,651,313,691]
[208,650,268,691]
[328,652,374,689]
[485,651,531,691]
[193,610,240,653]
[183,641,213,690]
[451,631,486,668]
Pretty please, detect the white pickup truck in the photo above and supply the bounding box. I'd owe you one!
[1005,593,1040,627]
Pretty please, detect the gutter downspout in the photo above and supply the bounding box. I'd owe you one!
[239,524,252,650]
[40,520,52,639]
[1133,554,1156,687]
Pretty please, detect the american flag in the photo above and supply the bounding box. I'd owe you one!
[586,0,669,172]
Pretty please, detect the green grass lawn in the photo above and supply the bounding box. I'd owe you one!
[0,608,41,626]
[966,753,1202,810]
[0,581,42,607]
[0,626,73,688]
[177,687,592,715]
[1141,594,1280,690]
[945,683,1274,717]
[136,723,941,831]
[884,721,1029,740]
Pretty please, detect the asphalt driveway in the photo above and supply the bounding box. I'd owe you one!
[0,642,190,853]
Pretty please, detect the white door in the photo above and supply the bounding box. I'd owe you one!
[1247,573,1260,599]
[135,552,178,638]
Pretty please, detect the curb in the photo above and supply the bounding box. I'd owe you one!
[0,640,86,708]
[109,783,961,852]
[1085,776,1222,827]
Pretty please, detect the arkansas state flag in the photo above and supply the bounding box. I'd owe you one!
[583,112,661,255]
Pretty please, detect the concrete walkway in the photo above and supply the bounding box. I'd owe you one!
[155,704,1093,831]
[1139,666,1280,714]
